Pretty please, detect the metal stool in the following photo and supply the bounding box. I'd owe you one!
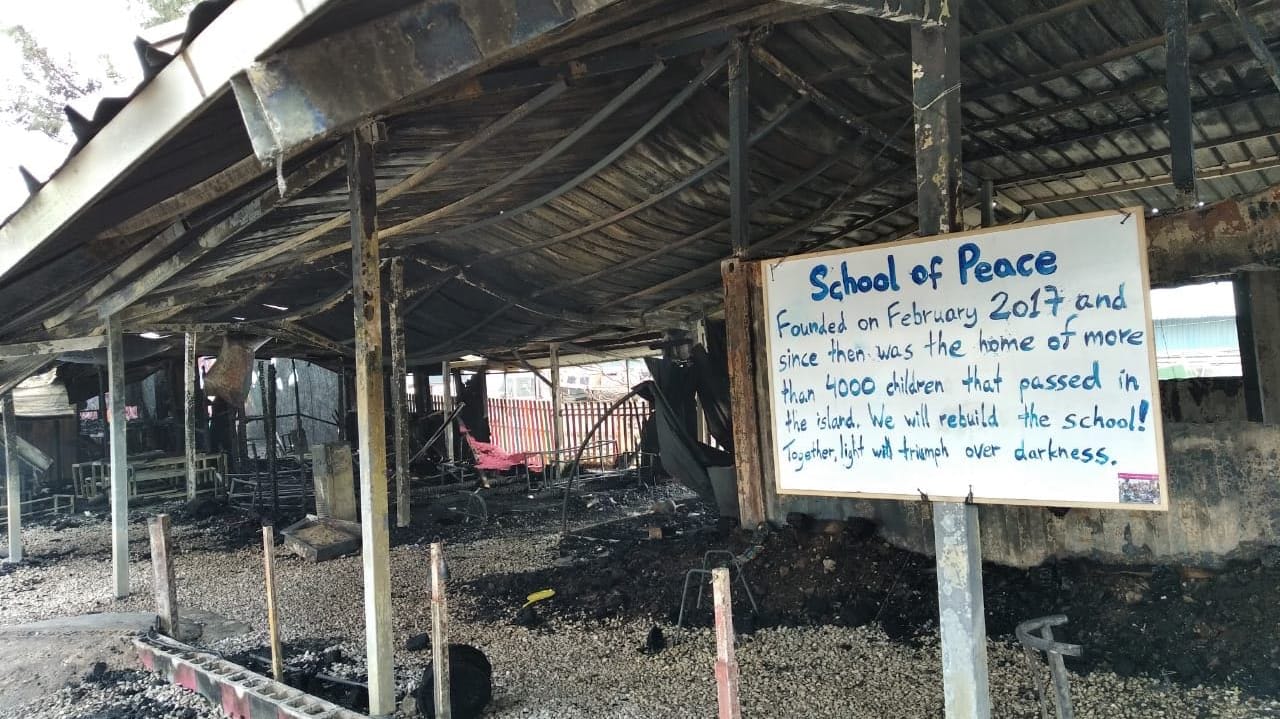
[677,550,758,627]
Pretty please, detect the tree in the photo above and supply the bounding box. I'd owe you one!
[1,0,198,140]
[131,0,202,29]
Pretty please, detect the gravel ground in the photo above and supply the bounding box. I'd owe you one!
[2,487,1278,718]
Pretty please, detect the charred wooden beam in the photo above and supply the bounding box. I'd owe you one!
[598,165,913,311]
[97,155,267,241]
[1217,0,1280,92]
[184,332,198,500]
[43,221,187,330]
[729,37,750,258]
[410,46,732,247]
[232,0,626,160]
[752,46,912,157]
[382,62,671,246]
[1166,0,1197,206]
[94,148,346,320]
[1015,156,1280,207]
[0,336,106,357]
[994,125,1280,190]
[347,125,395,717]
[541,1,751,64]
[448,95,808,268]
[3,392,21,562]
[544,133,872,298]
[778,0,945,23]
[389,258,410,528]
[222,82,569,278]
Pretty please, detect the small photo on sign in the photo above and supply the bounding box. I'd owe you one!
[1117,473,1161,505]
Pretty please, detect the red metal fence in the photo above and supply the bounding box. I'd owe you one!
[488,398,651,463]
[423,396,651,463]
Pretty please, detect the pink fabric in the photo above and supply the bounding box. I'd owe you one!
[460,423,544,472]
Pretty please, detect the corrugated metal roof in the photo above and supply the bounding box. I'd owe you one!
[1,0,1278,376]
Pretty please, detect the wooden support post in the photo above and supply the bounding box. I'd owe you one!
[184,332,198,500]
[913,6,992,717]
[390,258,410,528]
[1166,0,1196,206]
[729,37,750,257]
[711,567,741,719]
[1233,270,1280,423]
[337,357,348,443]
[549,343,564,460]
[431,542,451,719]
[262,525,284,682]
[722,259,767,528]
[97,366,108,459]
[265,362,279,520]
[3,393,21,563]
[148,514,178,636]
[441,360,455,462]
[349,126,395,718]
[107,314,130,599]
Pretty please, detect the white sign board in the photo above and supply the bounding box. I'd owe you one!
[761,210,1167,510]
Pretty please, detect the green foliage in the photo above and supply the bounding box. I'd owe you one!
[0,25,101,138]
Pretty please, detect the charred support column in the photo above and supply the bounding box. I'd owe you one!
[184,333,199,499]
[349,125,395,717]
[3,392,21,562]
[1233,270,1280,423]
[913,5,992,717]
[549,343,564,460]
[107,315,130,598]
[390,258,410,527]
[1166,0,1196,206]
[441,360,455,462]
[722,260,768,528]
[729,37,750,257]
[265,362,279,520]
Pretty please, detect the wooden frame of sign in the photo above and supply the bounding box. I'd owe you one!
[757,208,1168,511]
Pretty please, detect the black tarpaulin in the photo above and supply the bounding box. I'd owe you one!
[642,356,730,507]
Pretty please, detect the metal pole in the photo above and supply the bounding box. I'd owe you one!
[184,332,198,500]
[431,541,451,719]
[441,360,454,462]
[349,125,395,717]
[291,358,303,446]
[266,362,278,520]
[729,36,750,257]
[337,356,348,442]
[3,393,21,563]
[913,3,992,716]
[107,314,130,598]
[262,524,284,682]
[390,258,410,527]
[712,567,741,719]
[549,343,563,461]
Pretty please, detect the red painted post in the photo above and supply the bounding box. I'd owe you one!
[712,567,742,719]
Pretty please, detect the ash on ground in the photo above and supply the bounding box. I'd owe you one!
[1,478,1278,718]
